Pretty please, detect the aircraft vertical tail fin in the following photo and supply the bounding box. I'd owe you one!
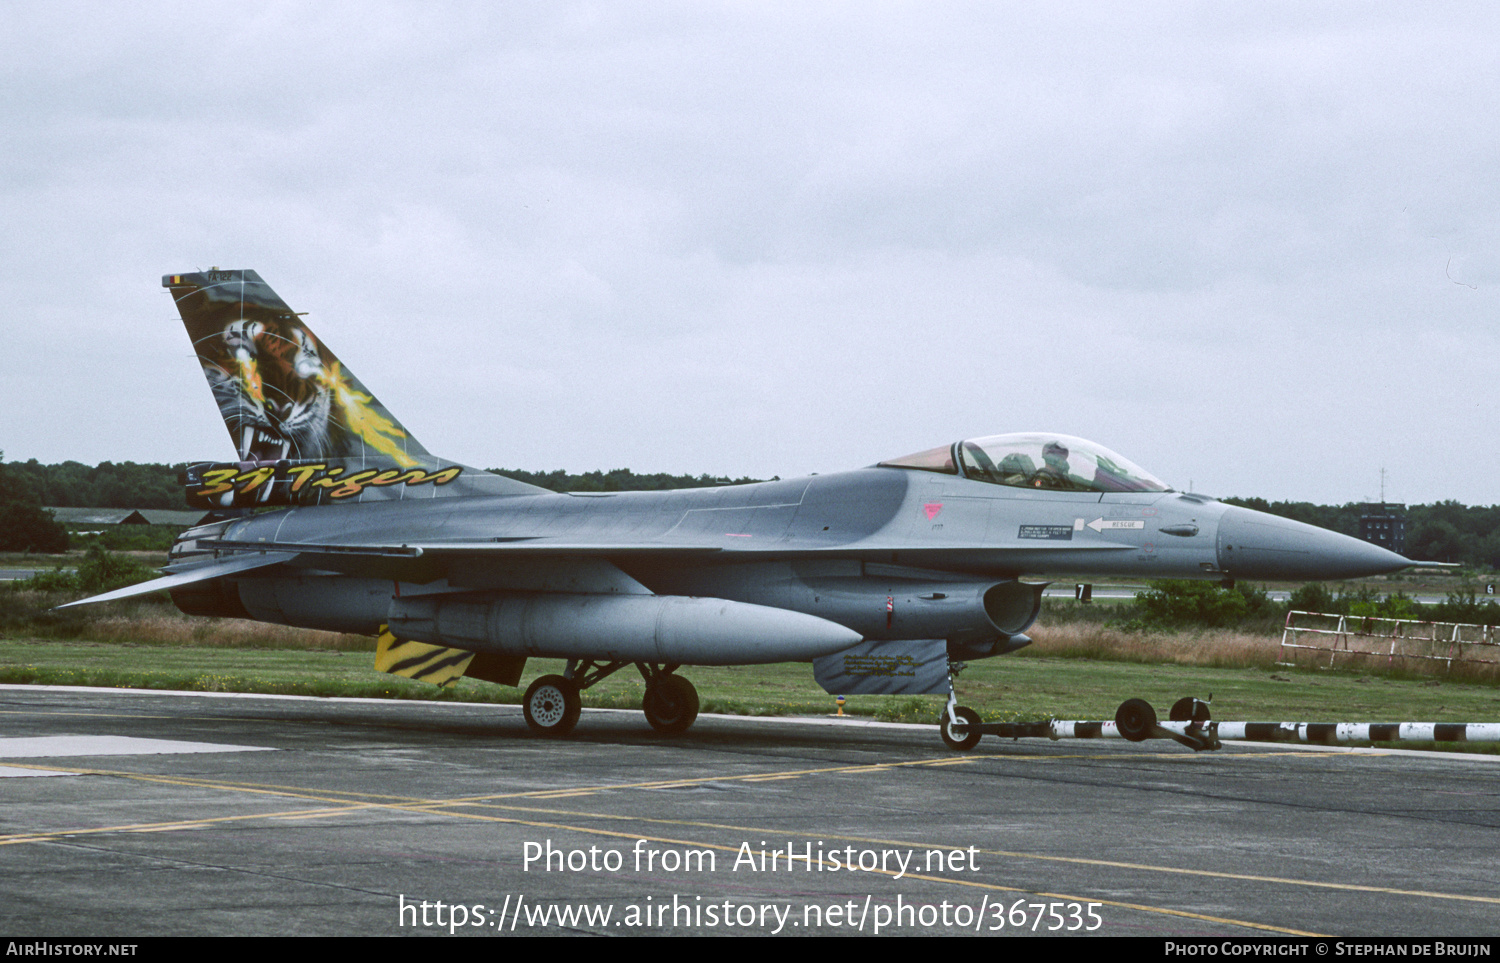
[165,269,547,506]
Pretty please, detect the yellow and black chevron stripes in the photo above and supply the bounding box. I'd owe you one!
[374,626,475,689]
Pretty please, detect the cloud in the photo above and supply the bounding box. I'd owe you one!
[2,3,1497,504]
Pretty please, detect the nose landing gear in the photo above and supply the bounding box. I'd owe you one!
[940,661,984,750]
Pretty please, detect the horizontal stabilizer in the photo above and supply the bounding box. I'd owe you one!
[57,552,296,609]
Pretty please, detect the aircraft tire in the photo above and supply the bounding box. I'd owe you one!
[940,706,982,751]
[1114,698,1157,742]
[642,675,699,735]
[1169,697,1211,724]
[523,675,581,737]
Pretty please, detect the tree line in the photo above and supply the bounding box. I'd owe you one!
[4,458,185,511]
[0,454,69,553]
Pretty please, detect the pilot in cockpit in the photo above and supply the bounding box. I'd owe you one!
[996,452,1035,487]
[1032,441,1078,489]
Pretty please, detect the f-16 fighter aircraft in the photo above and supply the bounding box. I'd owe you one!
[68,270,1411,745]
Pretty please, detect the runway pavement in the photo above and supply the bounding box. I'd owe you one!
[0,684,1497,938]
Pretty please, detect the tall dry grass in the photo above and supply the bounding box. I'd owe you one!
[1026,622,1282,668]
[80,611,372,650]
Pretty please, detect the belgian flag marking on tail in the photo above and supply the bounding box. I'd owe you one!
[374,626,475,689]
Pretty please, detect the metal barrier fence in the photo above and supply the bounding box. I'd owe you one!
[1279,610,1500,671]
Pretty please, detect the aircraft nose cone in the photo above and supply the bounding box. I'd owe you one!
[1216,506,1410,580]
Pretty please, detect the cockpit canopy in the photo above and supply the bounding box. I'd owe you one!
[880,433,1171,494]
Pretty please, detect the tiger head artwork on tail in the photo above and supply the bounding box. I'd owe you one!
[166,269,541,508]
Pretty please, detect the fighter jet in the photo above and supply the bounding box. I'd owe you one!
[68,269,1411,744]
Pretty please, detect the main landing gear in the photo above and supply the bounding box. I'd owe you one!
[520,660,699,738]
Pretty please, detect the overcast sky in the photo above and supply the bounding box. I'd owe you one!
[3,3,1496,506]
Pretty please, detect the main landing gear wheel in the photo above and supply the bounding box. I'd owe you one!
[523,675,581,737]
[642,674,700,735]
[940,706,982,751]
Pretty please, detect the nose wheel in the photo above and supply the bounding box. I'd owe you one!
[940,705,982,751]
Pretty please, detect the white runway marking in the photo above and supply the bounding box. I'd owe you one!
[0,765,70,778]
[0,735,274,759]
